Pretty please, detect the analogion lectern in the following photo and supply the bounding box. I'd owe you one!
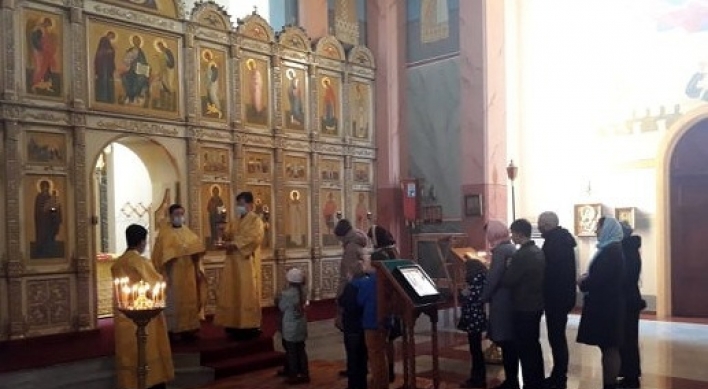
[373,260,443,389]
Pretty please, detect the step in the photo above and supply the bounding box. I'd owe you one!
[199,337,275,364]
[206,350,285,380]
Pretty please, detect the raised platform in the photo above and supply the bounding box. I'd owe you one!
[0,299,338,388]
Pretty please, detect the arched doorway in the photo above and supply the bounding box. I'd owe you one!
[669,119,708,318]
[91,136,180,318]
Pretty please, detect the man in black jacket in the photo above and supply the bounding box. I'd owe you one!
[502,219,546,389]
[538,211,577,389]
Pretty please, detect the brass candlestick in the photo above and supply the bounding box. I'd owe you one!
[118,308,165,389]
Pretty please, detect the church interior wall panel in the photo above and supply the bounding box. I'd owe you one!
[202,264,220,315]
[260,261,276,305]
[85,17,184,120]
[239,53,273,132]
[317,257,340,299]
[348,78,373,143]
[320,188,344,249]
[351,190,373,232]
[21,5,69,103]
[23,275,76,336]
[199,145,230,181]
[316,69,343,140]
[196,44,230,124]
[200,181,230,252]
[243,147,273,184]
[280,62,309,136]
[0,278,8,341]
[283,186,311,252]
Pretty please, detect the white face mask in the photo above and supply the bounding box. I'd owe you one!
[172,216,185,227]
[236,205,247,216]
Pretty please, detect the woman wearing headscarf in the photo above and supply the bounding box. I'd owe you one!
[617,221,645,389]
[577,216,626,389]
[480,220,520,389]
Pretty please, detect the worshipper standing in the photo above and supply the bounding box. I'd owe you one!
[112,224,174,389]
[151,204,207,342]
[276,267,310,385]
[502,219,546,389]
[355,256,389,389]
[537,211,577,389]
[334,219,369,377]
[481,220,520,389]
[617,221,645,389]
[577,216,626,389]
[214,191,265,341]
[458,258,489,388]
[368,223,401,382]
[338,260,369,389]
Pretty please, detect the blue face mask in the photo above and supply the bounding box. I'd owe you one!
[236,206,247,216]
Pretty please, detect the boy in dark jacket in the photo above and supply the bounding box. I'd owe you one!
[338,261,368,389]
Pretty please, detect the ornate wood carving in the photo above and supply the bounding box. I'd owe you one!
[2,2,17,100]
[73,124,91,328]
[187,137,201,234]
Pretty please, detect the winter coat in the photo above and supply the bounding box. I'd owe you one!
[337,229,368,295]
[577,242,625,347]
[621,235,646,311]
[542,226,578,312]
[480,241,516,342]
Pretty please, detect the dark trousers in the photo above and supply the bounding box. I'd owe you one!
[344,331,368,389]
[498,340,520,387]
[513,311,545,389]
[467,331,486,381]
[619,308,641,379]
[545,309,570,382]
[283,340,309,377]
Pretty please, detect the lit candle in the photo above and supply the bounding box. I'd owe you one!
[160,282,166,305]
[121,285,130,309]
[132,285,138,308]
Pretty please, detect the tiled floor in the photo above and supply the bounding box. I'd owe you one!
[199,312,708,389]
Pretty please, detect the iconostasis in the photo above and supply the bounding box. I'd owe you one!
[0,0,375,339]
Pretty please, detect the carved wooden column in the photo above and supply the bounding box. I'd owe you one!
[72,114,92,329]
[230,38,242,131]
[187,138,201,233]
[310,148,322,299]
[185,24,198,124]
[344,154,353,221]
[342,66,351,143]
[4,118,24,338]
[1,0,17,100]
[69,2,86,108]
[273,148,286,259]
[272,50,283,135]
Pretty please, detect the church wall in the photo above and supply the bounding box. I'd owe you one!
[509,0,708,310]
[0,0,377,339]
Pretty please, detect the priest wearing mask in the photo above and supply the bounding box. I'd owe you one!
[151,204,207,342]
[112,224,174,389]
[214,191,265,340]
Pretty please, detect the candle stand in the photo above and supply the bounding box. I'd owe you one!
[118,307,164,389]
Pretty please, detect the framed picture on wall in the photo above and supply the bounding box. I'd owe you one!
[615,207,635,229]
[574,203,603,237]
[464,194,483,217]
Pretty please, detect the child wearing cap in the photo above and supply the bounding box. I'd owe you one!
[276,267,310,384]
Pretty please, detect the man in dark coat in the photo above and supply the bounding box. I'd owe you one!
[538,211,577,389]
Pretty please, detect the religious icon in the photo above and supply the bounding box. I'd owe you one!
[353,162,370,184]
[88,20,181,118]
[286,189,308,248]
[574,204,602,237]
[321,190,342,246]
[202,183,230,249]
[353,192,371,231]
[26,176,66,259]
[615,207,636,229]
[242,57,269,127]
[319,75,339,136]
[245,150,273,182]
[320,158,342,182]
[200,48,227,120]
[24,10,63,98]
[201,147,229,175]
[284,155,308,181]
[283,67,306,131]
[351,82,370,139]
[26,132,66,166]
[421,0,450,44]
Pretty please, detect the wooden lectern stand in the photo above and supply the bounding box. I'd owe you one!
[374,260,443,389]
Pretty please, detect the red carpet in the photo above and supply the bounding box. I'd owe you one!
[0,299,338,376]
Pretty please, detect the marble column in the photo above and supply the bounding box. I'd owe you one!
[459,0,508,248]
[367,0,409,255]
[298,0,329,39]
